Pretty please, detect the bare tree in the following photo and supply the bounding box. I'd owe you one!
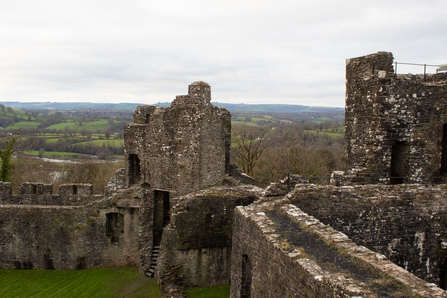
[231,125,271,176]
[286,137,329,177]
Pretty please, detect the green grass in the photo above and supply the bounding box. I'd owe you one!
[23,151,79,158]
[46,119,110,131]
[7,121,41,129]
[0,267,162,298]
[75,139,124,147]
[186,285,230,298]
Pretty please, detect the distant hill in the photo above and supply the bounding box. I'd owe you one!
[1,101,344,113]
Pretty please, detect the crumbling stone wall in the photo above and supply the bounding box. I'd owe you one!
[124,82,231,196]
[345,51,447,183]
[0,187,142,270]
[290,183,447,285]
[230,200,447,298]
[155,186,261,293]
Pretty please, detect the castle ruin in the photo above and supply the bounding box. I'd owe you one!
[1,69,447,297]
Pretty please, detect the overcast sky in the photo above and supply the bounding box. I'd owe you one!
[1,0,446,107]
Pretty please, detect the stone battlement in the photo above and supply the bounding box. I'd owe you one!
[0,182,96,206]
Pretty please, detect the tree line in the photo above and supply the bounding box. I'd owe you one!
[231,122,345,187]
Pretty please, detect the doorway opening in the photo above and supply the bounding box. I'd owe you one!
[390,141,409,184]
[153,190,170,247]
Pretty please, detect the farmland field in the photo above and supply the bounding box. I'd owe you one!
[46,119,111,131]
[7,121,40,129]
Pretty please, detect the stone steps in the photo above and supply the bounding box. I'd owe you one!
[145,246,160,278]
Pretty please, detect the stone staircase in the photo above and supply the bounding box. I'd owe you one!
[146,246,160,278]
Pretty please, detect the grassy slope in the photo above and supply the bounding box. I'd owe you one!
[0,267,162,298]
[7,121,40,129]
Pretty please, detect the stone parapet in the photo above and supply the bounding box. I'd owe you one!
[289,183,447,284]
[231,199,447,297]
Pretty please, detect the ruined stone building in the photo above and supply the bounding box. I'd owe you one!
[345,52,447,184]
[2,69,447,297]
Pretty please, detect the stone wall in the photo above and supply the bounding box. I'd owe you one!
[230,200,447,297]
[290,183,447,285]
[0,187,142,270]
[124,82,231,197]
[345,51,447,183]
[0,183,100,206]
[155,186,261,293]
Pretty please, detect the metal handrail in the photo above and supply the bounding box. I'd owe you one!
[394,62,442,80]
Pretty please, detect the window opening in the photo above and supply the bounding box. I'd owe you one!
[72,185,77,195]
[128,154,141,185]
[106,213,124,245]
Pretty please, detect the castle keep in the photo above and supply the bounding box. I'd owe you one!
[2,69,447,297]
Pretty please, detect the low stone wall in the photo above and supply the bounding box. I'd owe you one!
[290,183,447,285]
[262,174,308,196]
[0,188,142,270]
[230,200,447,297]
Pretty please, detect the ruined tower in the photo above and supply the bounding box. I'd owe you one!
[124,81,231,197]
[345,51,447,184]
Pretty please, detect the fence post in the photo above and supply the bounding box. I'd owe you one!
[424,64,426,81]
[395,62,398,74]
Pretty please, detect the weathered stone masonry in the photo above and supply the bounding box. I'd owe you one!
[0,181,142,270]
[2,75,447,297]
[345,51,447,183]
[289,184,447,285]
[124,81,231,196]
[230,199,447,297]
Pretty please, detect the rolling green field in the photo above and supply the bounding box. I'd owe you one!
[45,119,111,131]
[7,120,40,129]
[0,267,229,298]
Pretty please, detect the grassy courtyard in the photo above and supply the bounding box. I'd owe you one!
[0,267,230,298]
